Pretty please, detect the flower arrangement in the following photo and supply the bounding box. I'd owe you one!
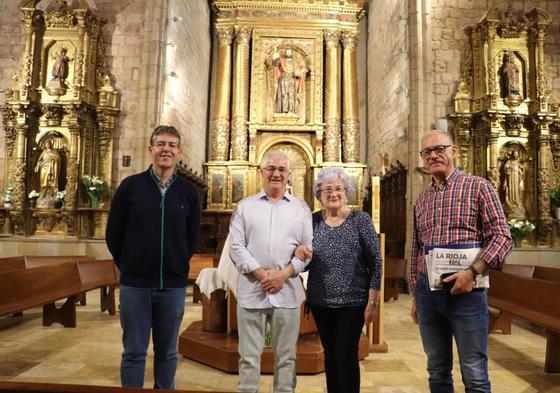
[28,189,39,208]
[55,190,66,207]
[82,175,106,208]
[507,219,535,247]
[1,180,15,207]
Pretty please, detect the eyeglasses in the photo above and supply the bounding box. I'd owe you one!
[153,141,179,149]
[321,187,346,195]
[419,144,452,158]
[263,166,289,174]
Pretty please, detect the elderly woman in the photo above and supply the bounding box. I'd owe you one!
[296,167,382,393]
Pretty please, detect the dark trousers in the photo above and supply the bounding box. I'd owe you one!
[309,304,365,393]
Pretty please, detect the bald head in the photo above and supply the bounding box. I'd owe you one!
[421,130,454,146]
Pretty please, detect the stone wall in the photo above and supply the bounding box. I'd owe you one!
[367,0,409,175]
[160,0,210,174]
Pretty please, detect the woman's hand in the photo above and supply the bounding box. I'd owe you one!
[294,244,312,261]
[364,303,378,325]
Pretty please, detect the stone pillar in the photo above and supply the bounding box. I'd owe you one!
[323,30,341,162]
[231,27,251,161]
[210,27,233,161]
[341,31,360,163]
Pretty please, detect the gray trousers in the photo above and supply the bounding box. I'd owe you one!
[237,306,300,393]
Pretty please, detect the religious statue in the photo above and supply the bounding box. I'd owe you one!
[52,47,69,81]
[46,47,71,96]
[271,48,307,114]
[500,51,521,98]
[502,150,526,218]
[34,140,61,207]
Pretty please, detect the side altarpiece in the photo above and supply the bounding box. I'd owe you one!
[0,0,119,238]
[449,7,560,247]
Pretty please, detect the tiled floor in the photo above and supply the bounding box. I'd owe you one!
[1,289,559,392]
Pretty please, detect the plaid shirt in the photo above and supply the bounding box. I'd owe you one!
[410,169,512,294]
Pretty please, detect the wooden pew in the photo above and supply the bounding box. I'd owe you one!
[384,258,406,302]
[490,264,560,334]
[0,259,118,327]
[487,271,560,373]
[188,254,219,303]
[0,256,93,305]
[0,381,234,393]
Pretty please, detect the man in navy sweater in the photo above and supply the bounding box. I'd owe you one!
[106,125,201,389]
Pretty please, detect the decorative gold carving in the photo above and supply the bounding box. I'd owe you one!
[497,11,526,38]
[231,27,252,161]
[324,120,341,162]
[44,1,77,29]
[42,104,64,126]
[211,119,230,161]
[342,120,359,163]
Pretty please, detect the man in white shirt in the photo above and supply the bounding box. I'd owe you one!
[229,150,313,393]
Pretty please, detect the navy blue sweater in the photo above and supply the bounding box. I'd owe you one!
[105,167,201,288]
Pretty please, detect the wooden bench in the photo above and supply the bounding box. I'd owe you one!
[0,259,118,327]
[487,270,560,373]
[189,254,219,303]
[490,264,560,334]
[0,256,93,306]
[0,381,234,393]
[384,258,406,302]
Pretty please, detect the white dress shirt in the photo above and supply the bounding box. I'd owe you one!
[229,191,313,309]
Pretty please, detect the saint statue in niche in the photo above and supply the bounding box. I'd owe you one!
[46,47,72,96]
[271,48,307,114]
[35,139,61,208]
[500,51,521,98]
[502,150,526,218]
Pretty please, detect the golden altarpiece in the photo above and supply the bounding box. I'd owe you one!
[205,0,367,213]
[0,0,119,238]
[449,7,560,248]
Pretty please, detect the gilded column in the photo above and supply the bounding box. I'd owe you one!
[535,28,550,112]
[341,31,360,163]
[486,23,498,109]
[19,10,35,98]
[210,27,234,161]
[10,123,28,235]
[231,27,251,161]
[323,30,341,162]
[535,119,553,244]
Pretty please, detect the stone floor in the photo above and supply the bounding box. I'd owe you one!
[0,289,559,393]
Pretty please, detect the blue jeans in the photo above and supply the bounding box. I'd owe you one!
[119,285,186,389]
[415,276,490,393]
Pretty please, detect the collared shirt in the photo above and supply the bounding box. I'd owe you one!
[150,167,176,195]
[229,190,313,308]
[410,169,512,294]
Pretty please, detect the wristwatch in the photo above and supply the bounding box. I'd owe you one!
[467,265,478,280]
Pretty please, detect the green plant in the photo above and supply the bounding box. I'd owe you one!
[507,219,535,247]
[550,187,560,208]
[1,180,15,204]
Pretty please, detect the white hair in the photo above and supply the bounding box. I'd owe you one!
[260,150,290,169]
[313,167,354,200]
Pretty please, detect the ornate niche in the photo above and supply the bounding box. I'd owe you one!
[206,0,367,212]
[1,0,119,238]
[448,7,558,247]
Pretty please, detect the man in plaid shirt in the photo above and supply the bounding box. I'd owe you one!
[410,130,512,392]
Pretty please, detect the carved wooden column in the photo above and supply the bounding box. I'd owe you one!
[535,118,553,244]
[341,31,359,163]
[210,27,234,161]
[231,27,251,161]
[486,22,498,108]
[323,30,341,162]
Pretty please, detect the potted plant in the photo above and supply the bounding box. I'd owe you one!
[507,219,536,248]
[28,189,39,208]
[550,186,560,220]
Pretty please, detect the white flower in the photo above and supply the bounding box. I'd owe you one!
[89,186,96,191]
[514,222,522,228]
[28,190,39,199]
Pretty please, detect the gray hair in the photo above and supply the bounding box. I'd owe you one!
[421,130,454,145]
[313,167,354,200]
[260,150,290,169]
